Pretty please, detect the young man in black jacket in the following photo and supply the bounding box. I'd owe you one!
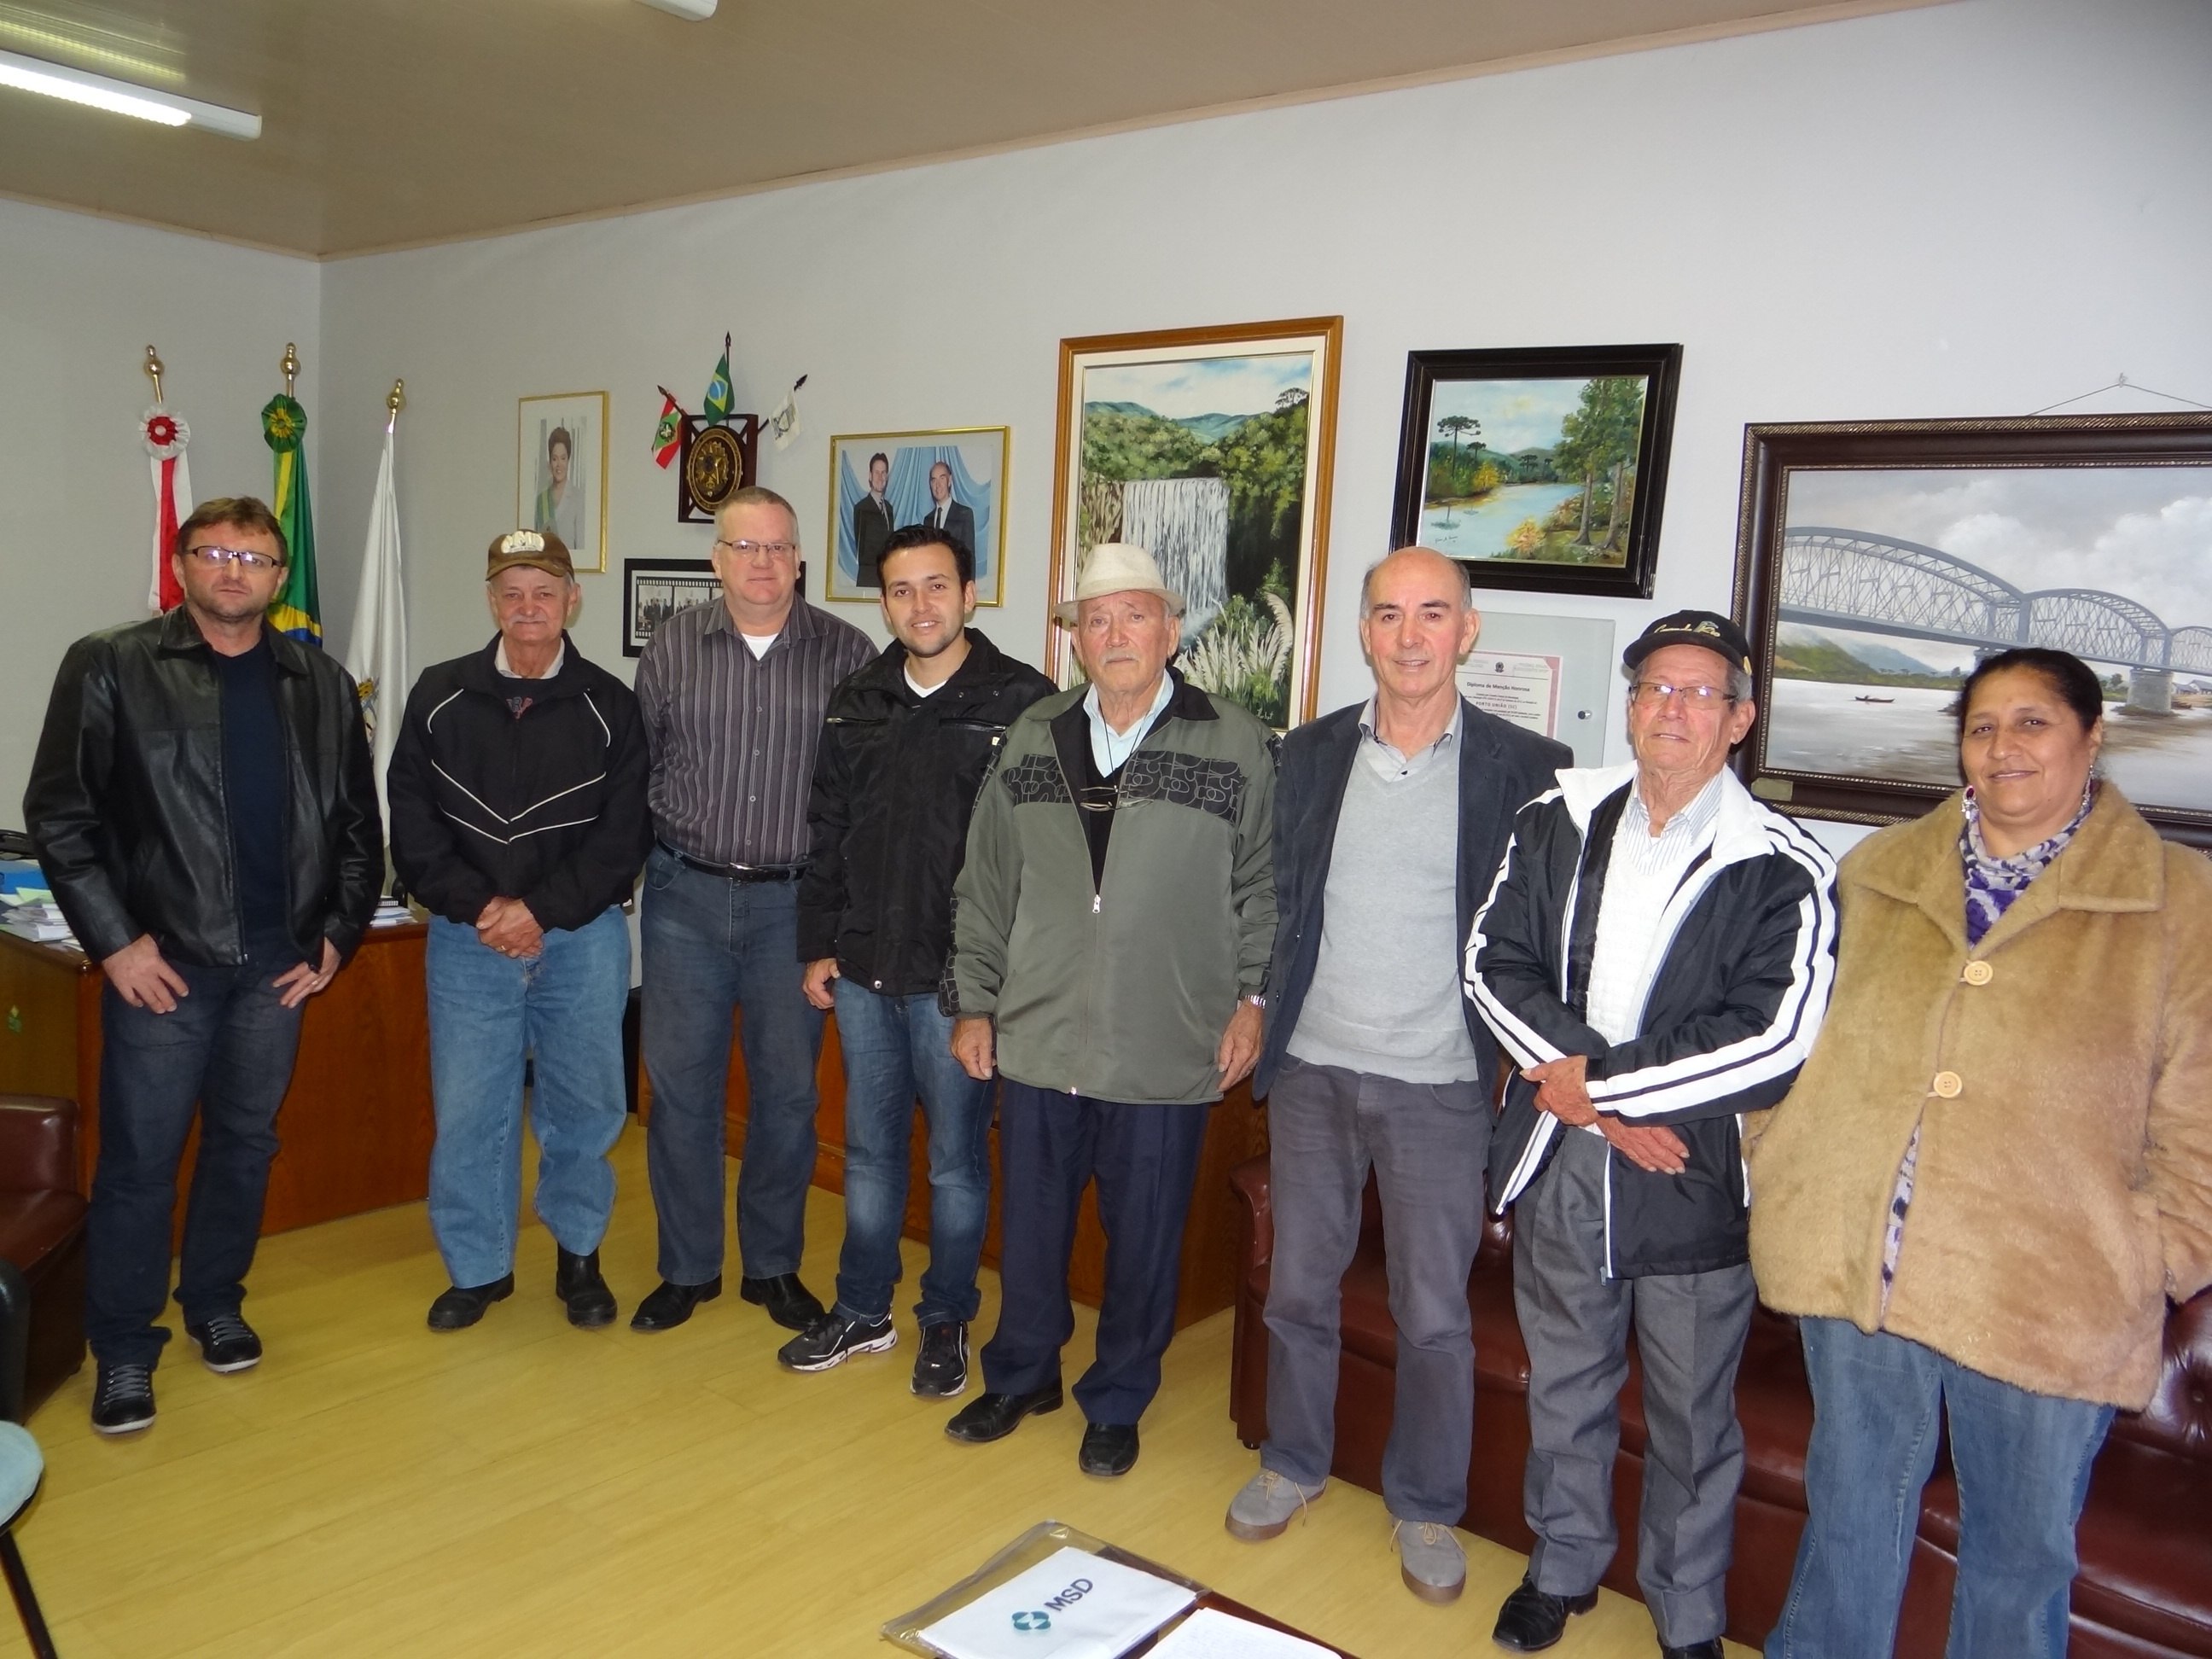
[387,532,653,1333]
[786,523,1052,1394]
[26,496,381,1435]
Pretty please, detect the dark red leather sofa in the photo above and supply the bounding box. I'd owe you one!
[1227,1157,2212,1656]
[0,1097,87,1418]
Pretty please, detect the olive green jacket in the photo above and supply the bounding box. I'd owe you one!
[946,673,1277,1105]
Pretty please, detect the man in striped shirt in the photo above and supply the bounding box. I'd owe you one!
[632,486,874,1336]
[1467,611,1837,1659]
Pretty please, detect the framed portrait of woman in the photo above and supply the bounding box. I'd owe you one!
[517,391,609,573]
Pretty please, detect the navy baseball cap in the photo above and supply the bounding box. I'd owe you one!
[1623,609,1755,677]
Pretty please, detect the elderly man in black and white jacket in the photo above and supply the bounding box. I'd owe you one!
[387,530,652,1335]
[1466,610,1837,1659]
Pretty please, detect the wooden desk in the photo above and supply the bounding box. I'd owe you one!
[0,925,435,1234]
[645,1014,1271,1330]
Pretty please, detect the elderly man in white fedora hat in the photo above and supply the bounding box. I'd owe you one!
[943,543,1278,1476]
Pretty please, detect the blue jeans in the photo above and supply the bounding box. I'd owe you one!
[86,934,306,1367]
[425,908,631,1289]
[829,978,991,1327]
[639,850,824,1284]
[1767,1317,2116,1659]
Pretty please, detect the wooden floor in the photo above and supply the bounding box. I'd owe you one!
[17,1126,1749,1657]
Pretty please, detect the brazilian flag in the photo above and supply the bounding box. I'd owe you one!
[701,341,732,422]
[261,393,321,645]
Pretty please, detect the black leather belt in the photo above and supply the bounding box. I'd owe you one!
[657,841,808,882]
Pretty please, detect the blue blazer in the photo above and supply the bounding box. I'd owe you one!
[1253,696,1570,1100]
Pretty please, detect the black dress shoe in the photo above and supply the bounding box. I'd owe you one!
[1078,1421,1139,1477]
[1492,1575,1598,1652]
[555,1248,617,1329]
[1661,1643,1724,1659]
[428,1275,515,1332]
[740,1273,827,1332]
[945,1382,1063,1444]
[629,1275,722,1331]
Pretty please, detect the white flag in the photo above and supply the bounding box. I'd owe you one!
[345,428,407,835]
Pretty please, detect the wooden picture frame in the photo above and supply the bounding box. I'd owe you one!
[825,427,1010,605]
[517,391,609,573]
[1731,412,2212,847]
[1047,317,1342,729]
[1388,344,1681,600]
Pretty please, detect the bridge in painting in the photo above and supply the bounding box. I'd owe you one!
[1779,525,2212,712]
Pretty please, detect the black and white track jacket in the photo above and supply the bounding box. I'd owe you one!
[1466,763,1838,1278]
[387,635,652,931]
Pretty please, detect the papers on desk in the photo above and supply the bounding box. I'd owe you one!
[917,1546,1195,1659]
[1,901,73,944]
[1147,1608,1336,1657]
[367,898,414,928]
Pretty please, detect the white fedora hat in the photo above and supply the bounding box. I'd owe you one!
[1051,543,1186,626]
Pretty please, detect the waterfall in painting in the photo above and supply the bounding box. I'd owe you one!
[1121,476,1229,643]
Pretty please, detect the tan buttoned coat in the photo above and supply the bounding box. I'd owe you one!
[1746,786,2212,1410]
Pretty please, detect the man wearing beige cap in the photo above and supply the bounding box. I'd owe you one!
[944,543,1278,1476]
[387,531,653,1332]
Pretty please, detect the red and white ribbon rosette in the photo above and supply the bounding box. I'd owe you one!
[142,405,193,611]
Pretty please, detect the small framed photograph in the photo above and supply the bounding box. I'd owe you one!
[1388,344,1682,600]
[1732,411,2212,847]
[1047,317,1343,729]
[826,428,1010,605]
[518,391,609,573]
[622,558,719,658]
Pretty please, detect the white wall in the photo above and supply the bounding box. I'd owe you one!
[9,0,2209,861]
[0,198,319,816]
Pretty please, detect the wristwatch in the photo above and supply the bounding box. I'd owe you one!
[1243,992,1268,1010]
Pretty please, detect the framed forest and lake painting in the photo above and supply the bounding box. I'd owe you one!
[1731,412,2212,848]
[1047,317,1342,728]
[1389,344,1681,599]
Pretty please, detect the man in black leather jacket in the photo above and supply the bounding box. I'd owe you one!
[25,496,381,1437]
[786,523,1052,1394]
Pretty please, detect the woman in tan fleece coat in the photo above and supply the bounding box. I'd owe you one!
[1747,648,2212,1659]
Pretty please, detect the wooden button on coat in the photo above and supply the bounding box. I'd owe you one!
[1931,1070,1963,1098]
[1962,960,1994,986]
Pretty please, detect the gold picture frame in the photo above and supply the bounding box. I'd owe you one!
[516,391,610,573]
[824,427,1010,606]
[1047,317,1342,729]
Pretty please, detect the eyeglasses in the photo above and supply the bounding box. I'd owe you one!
[1629,681,1735,708]
[183,545,284,571]
[713,538,797,562]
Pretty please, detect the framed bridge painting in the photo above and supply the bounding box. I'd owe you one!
[1731,412,2212,848]
[1046,317,1342,729]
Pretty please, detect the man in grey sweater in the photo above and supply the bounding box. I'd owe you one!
[1225,547,1570,1602]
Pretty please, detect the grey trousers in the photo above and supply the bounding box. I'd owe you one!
[1260,1056,1488,1522]
[1515,1126,1755,1649]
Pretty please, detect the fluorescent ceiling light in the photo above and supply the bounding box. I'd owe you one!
[637,0,718,18]
[0,47,259,139]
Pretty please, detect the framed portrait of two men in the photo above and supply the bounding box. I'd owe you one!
[825,428,1010,606]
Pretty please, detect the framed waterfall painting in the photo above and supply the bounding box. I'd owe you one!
[1731,411,2212,848]
[825,427,1010,605]
[1046,317,1342,728]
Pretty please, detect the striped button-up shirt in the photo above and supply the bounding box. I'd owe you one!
[635,595,873,866]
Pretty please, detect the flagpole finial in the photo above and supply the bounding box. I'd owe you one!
[144,346,165,405]
[282,341,300,395]
[386,378,405,434]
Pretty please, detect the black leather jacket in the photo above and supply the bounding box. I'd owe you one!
[24,608,384,969]
[797,629,1054,997]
